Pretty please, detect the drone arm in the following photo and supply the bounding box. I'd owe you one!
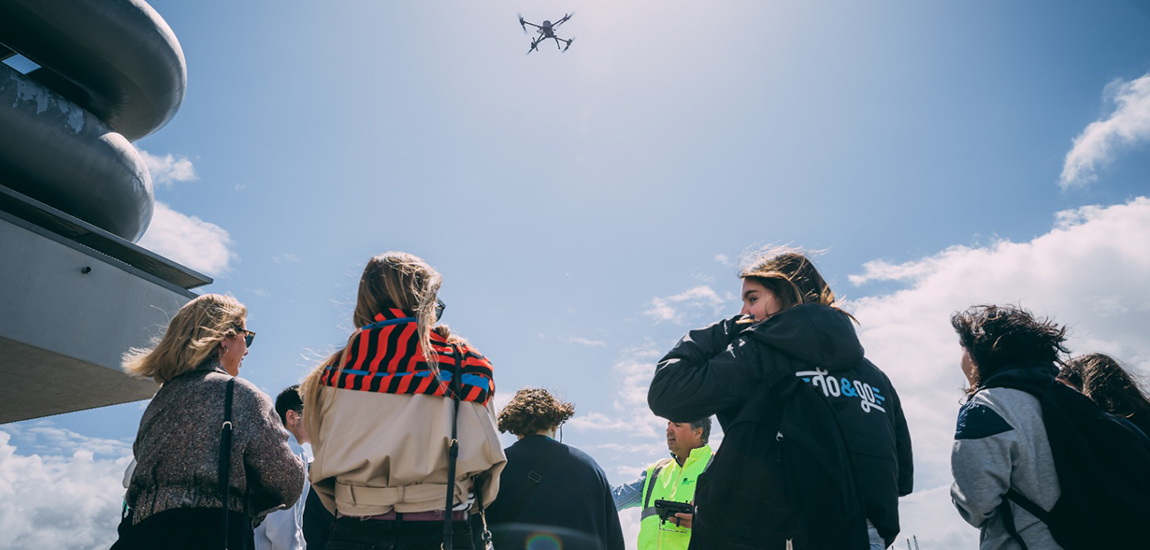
[553,13,574,28]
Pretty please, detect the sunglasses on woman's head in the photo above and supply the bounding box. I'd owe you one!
[435,299,446,322]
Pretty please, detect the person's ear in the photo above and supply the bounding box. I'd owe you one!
[287,409,300,427]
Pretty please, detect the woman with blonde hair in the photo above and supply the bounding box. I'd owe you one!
[113,294,305,550]
[648,248,913,550]
[301,252,505,550]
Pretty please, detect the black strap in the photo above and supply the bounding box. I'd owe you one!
[499,437,565,523]
[472,472,492,549]
[219,378,236,550]
[999,497,1029,550]
[1005,488,1051,523]
[1000,487,1052,550]
[443,345,464,550]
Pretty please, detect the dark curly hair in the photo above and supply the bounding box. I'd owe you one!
[1059,354,1150,424]
[497,388,575,437]
[951,304,1068,391]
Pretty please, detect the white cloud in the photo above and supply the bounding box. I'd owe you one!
[138,201,237,276]
[618,508,641,550]
[0,427,132,550]
[643,286,727,324]
[139,150,197,187]
[714,254,731,265]
[562,336,607,347]
[567,344,666,441]
[847,197,1150,547]
[273,253,300,264]
[1061,74,1150,189]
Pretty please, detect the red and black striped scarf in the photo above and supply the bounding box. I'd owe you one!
[319,308,494,405]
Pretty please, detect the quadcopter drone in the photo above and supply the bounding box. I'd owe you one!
[518,12,575,54]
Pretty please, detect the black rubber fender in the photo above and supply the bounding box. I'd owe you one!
[0,0,186,141]
[0,64,152,241]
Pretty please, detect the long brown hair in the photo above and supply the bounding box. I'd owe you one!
[1060,353,1150,422]
[738,247,855,322]
[301,252,443,436]
[122,294,247,384]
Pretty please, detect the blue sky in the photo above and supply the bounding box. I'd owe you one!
[4,1,1150,548]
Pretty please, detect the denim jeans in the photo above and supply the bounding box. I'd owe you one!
[326,516,473,550]
[866,520,886,550]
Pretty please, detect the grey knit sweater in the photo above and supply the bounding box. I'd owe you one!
[127,360,305,524]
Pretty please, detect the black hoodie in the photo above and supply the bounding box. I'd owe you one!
[648,304,913,546]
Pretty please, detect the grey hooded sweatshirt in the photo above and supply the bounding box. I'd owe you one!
[951,369,1063,550]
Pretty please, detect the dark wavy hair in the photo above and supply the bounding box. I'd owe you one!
[951,304,1068,391]
[1059,354,1150,423]
[497,388,576,437]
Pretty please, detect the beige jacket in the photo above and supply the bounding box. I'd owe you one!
[307,387,506,517]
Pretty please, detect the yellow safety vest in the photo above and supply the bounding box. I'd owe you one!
[637,445,713,550]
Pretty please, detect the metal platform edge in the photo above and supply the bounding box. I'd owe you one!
[0,185,212,293]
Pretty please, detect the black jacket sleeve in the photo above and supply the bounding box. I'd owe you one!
[648,318,762,422]
[886,379,914,496]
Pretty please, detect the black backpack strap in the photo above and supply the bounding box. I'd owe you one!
[999,487,1053,550]
[998,496,1029,550]
[443,345,464,550]
[1005,488,1051,523]
[499,437,565,523]
[219,378,236,550]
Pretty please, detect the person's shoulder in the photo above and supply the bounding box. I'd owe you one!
[956,388,1045,441]
[955,397,1015,441]
[454,340,489,360]
[563,442,602,467]
[646,456,675,471]
[557,443,614,483]
[225,376,275,408]
[974,386,1041,412]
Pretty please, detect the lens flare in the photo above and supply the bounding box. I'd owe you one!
[525,532,562,550]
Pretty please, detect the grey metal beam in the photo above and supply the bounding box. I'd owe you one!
[0,214,201,423]
[0,186,211,292]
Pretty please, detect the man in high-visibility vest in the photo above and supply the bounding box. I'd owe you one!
[612,418,713,550]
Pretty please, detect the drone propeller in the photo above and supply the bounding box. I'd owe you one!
[558,12,576,25]
[517,13,527,33]
[563,36,575,52]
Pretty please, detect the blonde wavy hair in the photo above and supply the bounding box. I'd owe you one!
[122,294,248,384]
[301,252,445,433]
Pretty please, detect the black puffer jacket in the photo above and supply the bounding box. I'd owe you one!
[648,305,913,547]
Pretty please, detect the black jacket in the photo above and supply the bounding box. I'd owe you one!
[485,435,625,550]
[648,305,913,545]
